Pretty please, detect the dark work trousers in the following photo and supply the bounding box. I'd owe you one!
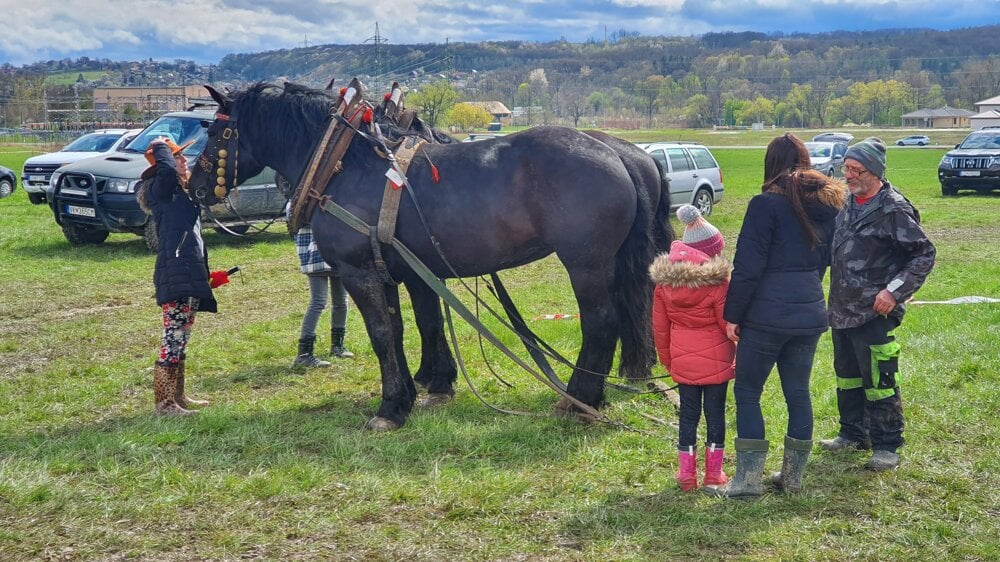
[677,381,729,450]
[734,328,822,441]
[831,315,905,452]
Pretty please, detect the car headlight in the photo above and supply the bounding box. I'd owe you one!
[107,178,140,193]
[939,156,953,168]
[49,171,62,189]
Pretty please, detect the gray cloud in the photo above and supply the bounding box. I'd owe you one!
[0,0,995,65]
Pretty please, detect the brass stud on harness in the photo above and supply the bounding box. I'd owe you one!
[218,149,228,158]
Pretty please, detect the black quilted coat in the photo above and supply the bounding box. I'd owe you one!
[144,143,217,313]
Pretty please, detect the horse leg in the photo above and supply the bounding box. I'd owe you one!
[339,269,416,431]
[404,277,458,407]
[560,263,619,416]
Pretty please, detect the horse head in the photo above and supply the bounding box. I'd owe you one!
[189,84,269,207]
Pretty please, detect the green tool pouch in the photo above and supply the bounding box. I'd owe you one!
[869,341,901,390]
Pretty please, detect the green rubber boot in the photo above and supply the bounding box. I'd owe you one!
[706,438,768,499]
[770,435,812,493]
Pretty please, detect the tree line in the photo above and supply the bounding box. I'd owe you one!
[4,25,1000,129]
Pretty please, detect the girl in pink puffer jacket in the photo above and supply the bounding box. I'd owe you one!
[649,206,735,491]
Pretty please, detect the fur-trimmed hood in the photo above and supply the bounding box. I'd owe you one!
[768,169,847,218]
[649,253,732,288]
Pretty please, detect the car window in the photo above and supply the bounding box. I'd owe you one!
[127,116,208,154]
[807,145,830,158]
[647,149,668,170]
[666,148,693,172]
[833,143,847,157]
[61,133,123,152]
[959,134,1000,149]
[688,147,717,170]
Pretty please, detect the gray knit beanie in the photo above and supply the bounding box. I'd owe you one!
[845,137,887,179]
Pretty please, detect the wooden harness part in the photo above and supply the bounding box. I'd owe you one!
[287,77,367,234]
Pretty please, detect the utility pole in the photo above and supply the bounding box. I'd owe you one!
[364,22,387,94]
[301,36,310,49]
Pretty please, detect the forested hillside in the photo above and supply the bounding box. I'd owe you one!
[4,26,1000,129]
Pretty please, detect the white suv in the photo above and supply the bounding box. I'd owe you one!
[21,128,141,205]
[638,142,725,216]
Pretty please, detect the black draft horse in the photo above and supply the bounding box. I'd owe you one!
[191,82,672,430]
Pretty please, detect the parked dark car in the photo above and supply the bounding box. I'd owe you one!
[938,127,1000,196]
[0,164,16,198]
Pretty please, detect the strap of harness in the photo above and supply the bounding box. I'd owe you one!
[377,136,427,244]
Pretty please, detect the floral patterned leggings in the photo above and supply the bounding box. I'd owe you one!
[159,298,199,365]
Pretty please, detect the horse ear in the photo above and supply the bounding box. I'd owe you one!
[204,85,231,112]
[324,77,336,91]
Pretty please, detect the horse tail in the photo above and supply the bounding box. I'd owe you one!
[613,167,660,382]
[651,158,675,254]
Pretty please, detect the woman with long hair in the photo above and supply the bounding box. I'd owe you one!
[712,133,846,497]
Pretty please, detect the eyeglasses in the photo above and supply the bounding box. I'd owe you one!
[843,165,869,176]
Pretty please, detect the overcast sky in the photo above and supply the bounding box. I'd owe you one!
[2,0,998,66]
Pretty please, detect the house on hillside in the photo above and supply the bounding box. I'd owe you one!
[970,95,1000,130]
[900,106,973,128]
[467,101,513,127]
[93,86,205,117]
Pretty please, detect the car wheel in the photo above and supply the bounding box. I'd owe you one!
[143,217,160,252]
[214,224,251,236]
[0,178,13,198]
[918,141,926,146]
[693,188,714,217]
[826,166,834,177]
[62,224,109,245]
[941,184,958,197]
[27,192,46,205]
[896,141,904,146]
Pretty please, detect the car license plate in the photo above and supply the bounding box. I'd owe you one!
[959,170,981,177]
[66,205,96,217]
[30,175,46,182]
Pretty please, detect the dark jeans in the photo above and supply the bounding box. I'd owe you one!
[831,315,904,452]
[677,382,729,450]
[734,327,821,441]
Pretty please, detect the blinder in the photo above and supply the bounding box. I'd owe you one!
[195,108,243,206]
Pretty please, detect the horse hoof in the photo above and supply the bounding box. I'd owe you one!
[365,417,402,432]
[419,393,453,408]
[553,397,600,423]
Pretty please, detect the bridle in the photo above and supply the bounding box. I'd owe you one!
[194,106,243,207]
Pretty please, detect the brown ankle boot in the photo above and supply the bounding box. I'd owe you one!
[175,360,210,409]
[154,362,195,416]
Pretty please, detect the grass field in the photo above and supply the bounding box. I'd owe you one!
[0,132,997,561]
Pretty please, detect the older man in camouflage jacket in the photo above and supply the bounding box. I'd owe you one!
[821,138,935,471]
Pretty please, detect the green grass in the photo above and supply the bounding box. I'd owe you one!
[43,71,117,86]
[0,134,998,561]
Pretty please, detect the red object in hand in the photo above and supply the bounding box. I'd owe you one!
[209,270,230,289]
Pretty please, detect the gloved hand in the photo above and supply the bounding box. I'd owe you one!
[209,270,231,289]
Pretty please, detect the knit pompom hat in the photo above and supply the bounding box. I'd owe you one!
[676,204,724,257]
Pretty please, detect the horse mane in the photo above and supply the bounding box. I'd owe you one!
[230,81,334,152]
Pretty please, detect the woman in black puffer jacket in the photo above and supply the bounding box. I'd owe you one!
[713,133,845,498]
[138,137,218,416]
